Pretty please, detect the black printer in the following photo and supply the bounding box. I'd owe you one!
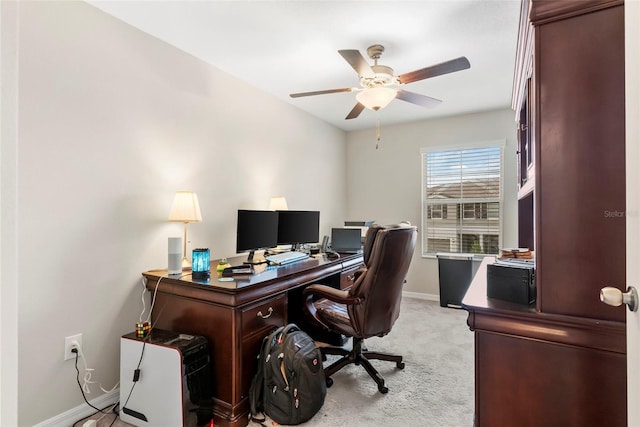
[486,259,536,305]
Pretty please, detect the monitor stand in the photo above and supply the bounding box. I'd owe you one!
[243,250,267,265]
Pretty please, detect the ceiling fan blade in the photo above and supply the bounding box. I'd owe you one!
[338,50,375,78]
[345,102,365,120]
[290,88,354,98]
[396,90,442,108]
[397,56,471,84]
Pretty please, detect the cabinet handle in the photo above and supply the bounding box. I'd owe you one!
[600,286,638,312]
[256,307,274,319]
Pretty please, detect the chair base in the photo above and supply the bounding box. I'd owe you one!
[321,337,405,394]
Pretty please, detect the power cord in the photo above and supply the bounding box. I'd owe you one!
[73,349,106,414]
[72,274,177,427]
[325,250,341,259]
[120,339,148,416]
[73,342,119,395]
[121,273,192,423]
[70,334,119,425]
[140,273,190,327]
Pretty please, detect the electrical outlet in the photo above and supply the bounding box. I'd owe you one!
[64,333,82,361]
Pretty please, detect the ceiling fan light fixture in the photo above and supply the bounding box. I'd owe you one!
[356,86,397,111]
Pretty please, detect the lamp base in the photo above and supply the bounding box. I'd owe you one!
[181,256,192,270]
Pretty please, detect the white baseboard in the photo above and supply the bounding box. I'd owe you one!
[402,291,439,302]
[33,389,119,427]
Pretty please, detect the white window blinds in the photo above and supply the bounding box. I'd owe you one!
[421,142,504,255]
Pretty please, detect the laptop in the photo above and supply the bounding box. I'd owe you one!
[330,228,363,254]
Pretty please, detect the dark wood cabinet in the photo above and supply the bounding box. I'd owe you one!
[476,325,626,427]
[464,1,627,425]
[534,3,626,321]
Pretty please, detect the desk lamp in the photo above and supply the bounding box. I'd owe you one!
[168,191,202,269]
[269,196,288,211]
[270,196,288,252]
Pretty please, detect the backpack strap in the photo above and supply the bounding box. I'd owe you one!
[264,325,285,356]
[249,412,267,427]
[249,326,284,423]
[280,323,300,339]
[249,339,266,418]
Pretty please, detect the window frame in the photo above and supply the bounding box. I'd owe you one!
[420,140,505,257]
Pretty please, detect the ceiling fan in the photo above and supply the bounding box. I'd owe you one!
[290,44,470,120]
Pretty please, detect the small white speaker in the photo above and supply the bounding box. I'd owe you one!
[168,237,182,275]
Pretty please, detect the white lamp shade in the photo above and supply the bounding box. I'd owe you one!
[356,87,397,111]
[168,191,202,222]
[269,196,289,211]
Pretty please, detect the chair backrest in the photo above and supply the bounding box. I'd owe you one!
[362,224,384,266]
[347,223,417,338]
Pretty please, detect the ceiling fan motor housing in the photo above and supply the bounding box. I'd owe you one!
[360,64,397,88]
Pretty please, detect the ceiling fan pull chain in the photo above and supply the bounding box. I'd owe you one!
[375,115,381,149]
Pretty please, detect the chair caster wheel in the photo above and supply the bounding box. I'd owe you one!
[397,361,405,369]
[326,378,334,388]
[378,384,389,394]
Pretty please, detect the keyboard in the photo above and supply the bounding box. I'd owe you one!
[265,251,310,265]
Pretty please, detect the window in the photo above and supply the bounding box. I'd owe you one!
[421,142,504,255]
[482,234,499,254]
[427,238,451,253]
[427,204,447,220]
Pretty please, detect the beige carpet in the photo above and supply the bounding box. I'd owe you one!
[76,298,474,427]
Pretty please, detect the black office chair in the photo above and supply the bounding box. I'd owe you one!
[303,223,417,393]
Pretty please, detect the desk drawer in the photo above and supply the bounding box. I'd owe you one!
[340,265,363,289]
[241,294,286,338]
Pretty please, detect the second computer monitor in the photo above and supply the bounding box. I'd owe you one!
[277,210,320,246]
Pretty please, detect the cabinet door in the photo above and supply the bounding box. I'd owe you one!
[476,332,626,426]
[535,5,625,321]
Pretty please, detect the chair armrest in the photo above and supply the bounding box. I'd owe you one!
[303,284,362,331]
[352,267,367,282]
[303,284,361,305]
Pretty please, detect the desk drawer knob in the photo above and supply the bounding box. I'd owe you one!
[257,307,274,319]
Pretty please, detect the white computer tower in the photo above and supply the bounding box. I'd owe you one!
[119,329,212,426]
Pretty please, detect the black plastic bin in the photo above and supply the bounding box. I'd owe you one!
[436,253,477,308]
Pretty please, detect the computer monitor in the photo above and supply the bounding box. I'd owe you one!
[236,210,279,264]
[276,210,320,248]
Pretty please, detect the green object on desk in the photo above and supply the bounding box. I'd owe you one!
[216,258,231,274]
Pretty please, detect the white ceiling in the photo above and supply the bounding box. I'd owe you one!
[88,0,521,132]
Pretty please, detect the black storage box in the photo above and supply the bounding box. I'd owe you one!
[486,261,536,305]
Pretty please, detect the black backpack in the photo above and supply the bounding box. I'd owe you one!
[249,324,326,425]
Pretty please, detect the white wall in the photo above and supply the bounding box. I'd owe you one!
[4,2,347,425]
[1,1,20,426]
[346,109,518,295]
[626,1,640,424]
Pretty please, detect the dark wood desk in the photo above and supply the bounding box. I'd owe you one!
[462,258,626,426]
[142,253,363,427]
